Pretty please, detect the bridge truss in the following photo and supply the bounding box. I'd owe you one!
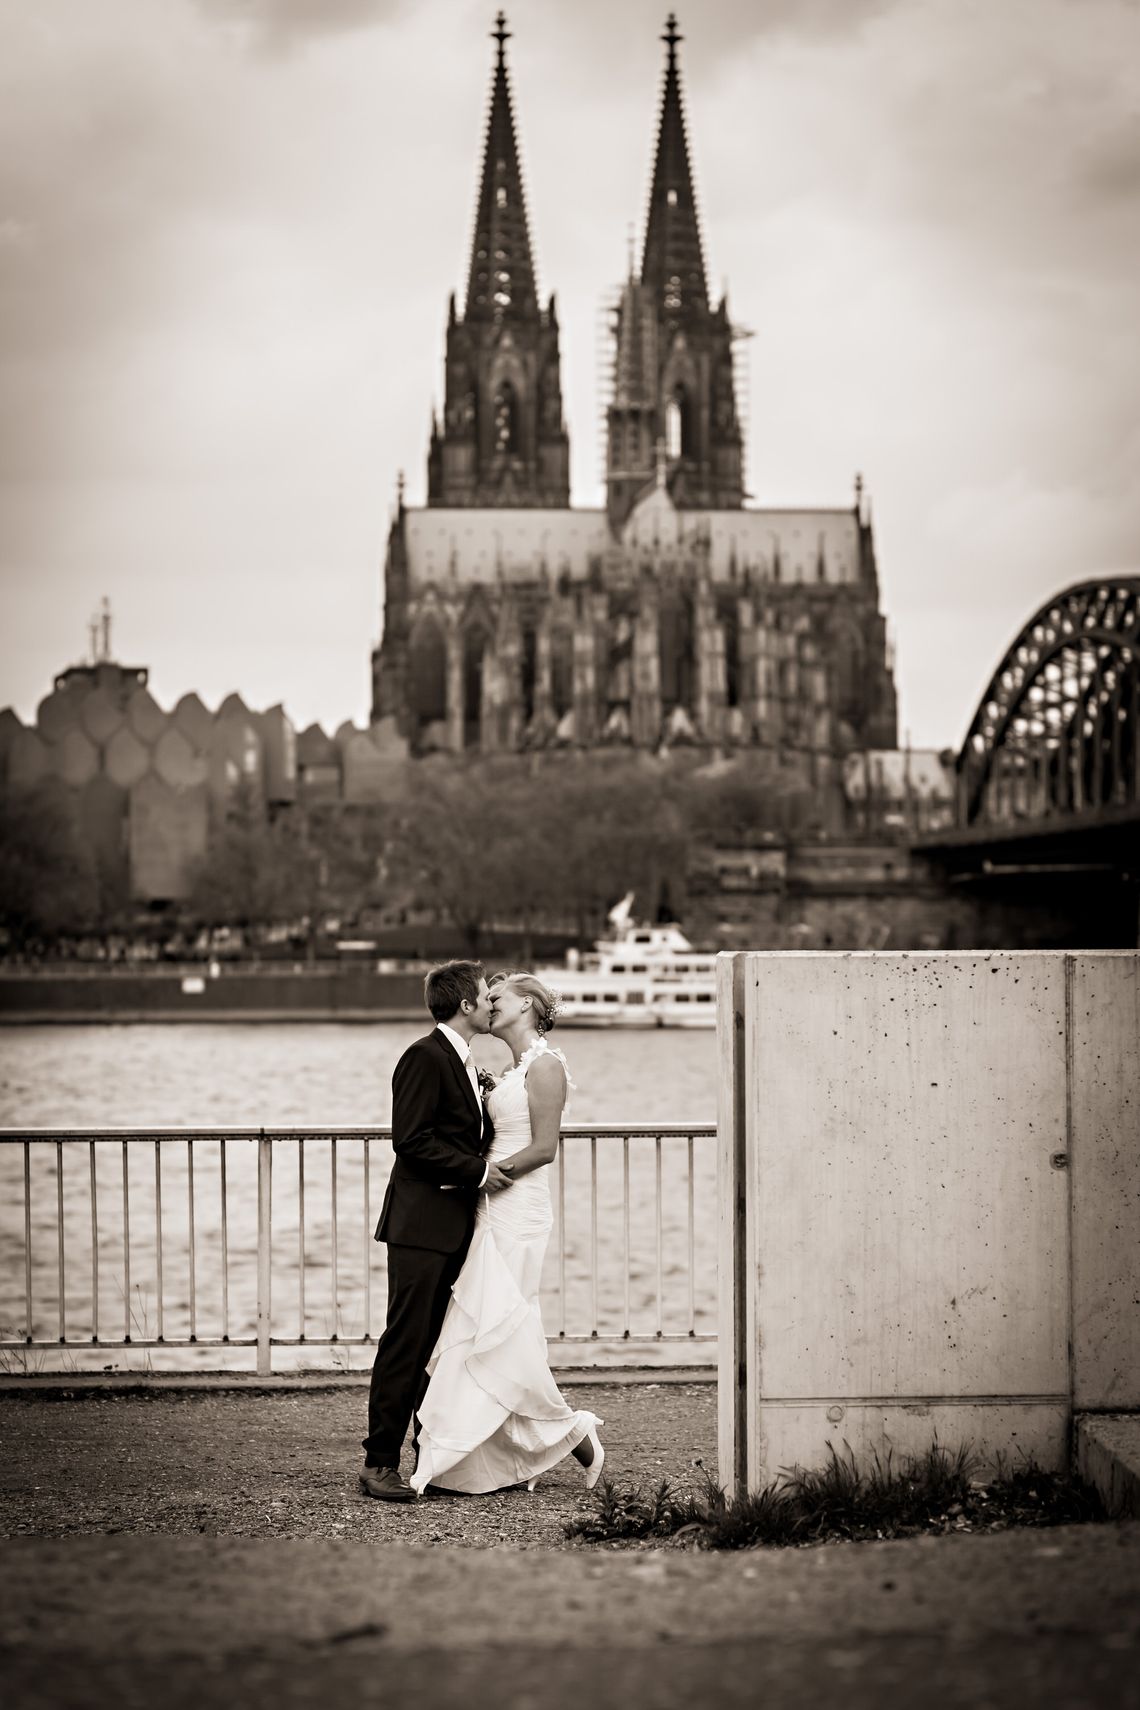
[957,579,1140,834]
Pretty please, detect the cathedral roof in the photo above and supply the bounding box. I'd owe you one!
[400,496,864,588]
[403,507,609,585]
[622,487,863,584]
[464,13,539,322]
[641,14,708,316]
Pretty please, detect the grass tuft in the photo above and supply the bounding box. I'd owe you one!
[565,1441,1105,1549]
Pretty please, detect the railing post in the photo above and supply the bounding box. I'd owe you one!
[717,953,749,1500]
[256,1130,272,1376]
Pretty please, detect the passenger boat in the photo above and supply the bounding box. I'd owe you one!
[534,898,717,1029]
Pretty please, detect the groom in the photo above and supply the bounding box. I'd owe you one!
[360,960,513,1501]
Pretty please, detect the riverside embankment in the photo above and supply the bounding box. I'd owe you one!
[0,966,427,1023]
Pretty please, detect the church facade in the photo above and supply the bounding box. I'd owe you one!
[371,14,898,767]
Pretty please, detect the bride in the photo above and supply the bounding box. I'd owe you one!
[409,971,604,1496]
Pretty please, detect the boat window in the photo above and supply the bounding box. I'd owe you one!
[628,992,645,1004]
[603,993,620,1003]
[697,992,712,1001]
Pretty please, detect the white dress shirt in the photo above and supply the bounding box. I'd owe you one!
[435,1021,487,1187]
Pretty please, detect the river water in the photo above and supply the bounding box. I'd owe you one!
[0,1024,719,1371]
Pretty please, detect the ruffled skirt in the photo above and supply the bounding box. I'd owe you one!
[409,1210,601,1495]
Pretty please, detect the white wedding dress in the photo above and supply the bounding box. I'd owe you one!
[409,1037,602,1495]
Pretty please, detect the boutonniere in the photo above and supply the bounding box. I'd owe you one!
[476,1068,497,1104]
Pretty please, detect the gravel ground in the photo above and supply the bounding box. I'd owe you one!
[0,1384,716,1547]
[4,1387,1139,1710]
[3,1524,1139,1710]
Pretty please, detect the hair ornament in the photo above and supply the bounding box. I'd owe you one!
[536,986,564,1034]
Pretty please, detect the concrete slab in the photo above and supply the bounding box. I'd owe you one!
[735,953,1072,1485]
[1076,1414,1140,1518]
[1070,956,1140,1410]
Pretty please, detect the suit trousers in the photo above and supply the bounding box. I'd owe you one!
[362,1236,471,1468]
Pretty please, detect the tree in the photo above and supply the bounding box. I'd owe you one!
[300,804,391,955]
[677,762,808,846]
[188,788,316,934]
[0,786,98,952]
[383,766,538,955]
[381,757,692,953]
[550,761,690,935]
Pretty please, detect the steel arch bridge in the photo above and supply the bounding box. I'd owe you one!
[955,577,1140,836]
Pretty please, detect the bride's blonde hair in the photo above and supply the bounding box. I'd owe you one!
[490,970,561,1034]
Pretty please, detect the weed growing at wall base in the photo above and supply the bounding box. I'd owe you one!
[565,1442,1106,1548]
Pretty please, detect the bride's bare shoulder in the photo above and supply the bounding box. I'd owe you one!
[526,1049,567,1089]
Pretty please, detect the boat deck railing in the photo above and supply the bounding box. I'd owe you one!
[0,1127,718,1373]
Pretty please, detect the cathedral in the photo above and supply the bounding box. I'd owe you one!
[371,13,898,770]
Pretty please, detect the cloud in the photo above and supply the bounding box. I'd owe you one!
[191,0,404,52]
[1078,119,1140,205]
[0,5,243,478]
[0,0,1137,747]
[729,0,902,38]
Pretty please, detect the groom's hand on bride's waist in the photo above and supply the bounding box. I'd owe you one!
[483,1161,514,1194]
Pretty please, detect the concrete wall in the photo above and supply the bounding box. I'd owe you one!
[1071,955,1140,1410]
[718,951,1139,1494]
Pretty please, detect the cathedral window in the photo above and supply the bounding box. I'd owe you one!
[408,617,447,734]
[667,188,678,207]
[463,628,490,750]
[551,629,573,718]
[665,385,692,459]
[665,398,681,459]
[659,591,695,712]
[521,626,538,723]
[835,626,866,725]
[496,185,507,208]
[721,600,741,710]
[493,380,519,453]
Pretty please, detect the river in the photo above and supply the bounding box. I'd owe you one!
[0,1024,719,1372]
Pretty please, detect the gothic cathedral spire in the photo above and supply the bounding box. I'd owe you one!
[428,12,570,509]
[464,12,538,322]
[606,13,743,527]
[641,12,708,316]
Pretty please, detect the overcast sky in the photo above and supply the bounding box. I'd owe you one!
[1,0,1137,747]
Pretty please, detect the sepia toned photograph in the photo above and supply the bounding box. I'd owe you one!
[1,2,1137,1706]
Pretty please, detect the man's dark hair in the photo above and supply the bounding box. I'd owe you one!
[424,960,485,1023]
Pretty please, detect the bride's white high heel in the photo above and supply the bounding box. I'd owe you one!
[526,1476,539,1492]
[579,1426,604,1491]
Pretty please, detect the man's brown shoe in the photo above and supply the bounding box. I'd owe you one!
[359,1464,416,1503]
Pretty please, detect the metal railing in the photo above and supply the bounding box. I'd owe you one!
[0,1126,718,1372]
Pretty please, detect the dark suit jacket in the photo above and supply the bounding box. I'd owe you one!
[375,1028,492,1254]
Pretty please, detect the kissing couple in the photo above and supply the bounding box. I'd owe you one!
[359,960,604,1500]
